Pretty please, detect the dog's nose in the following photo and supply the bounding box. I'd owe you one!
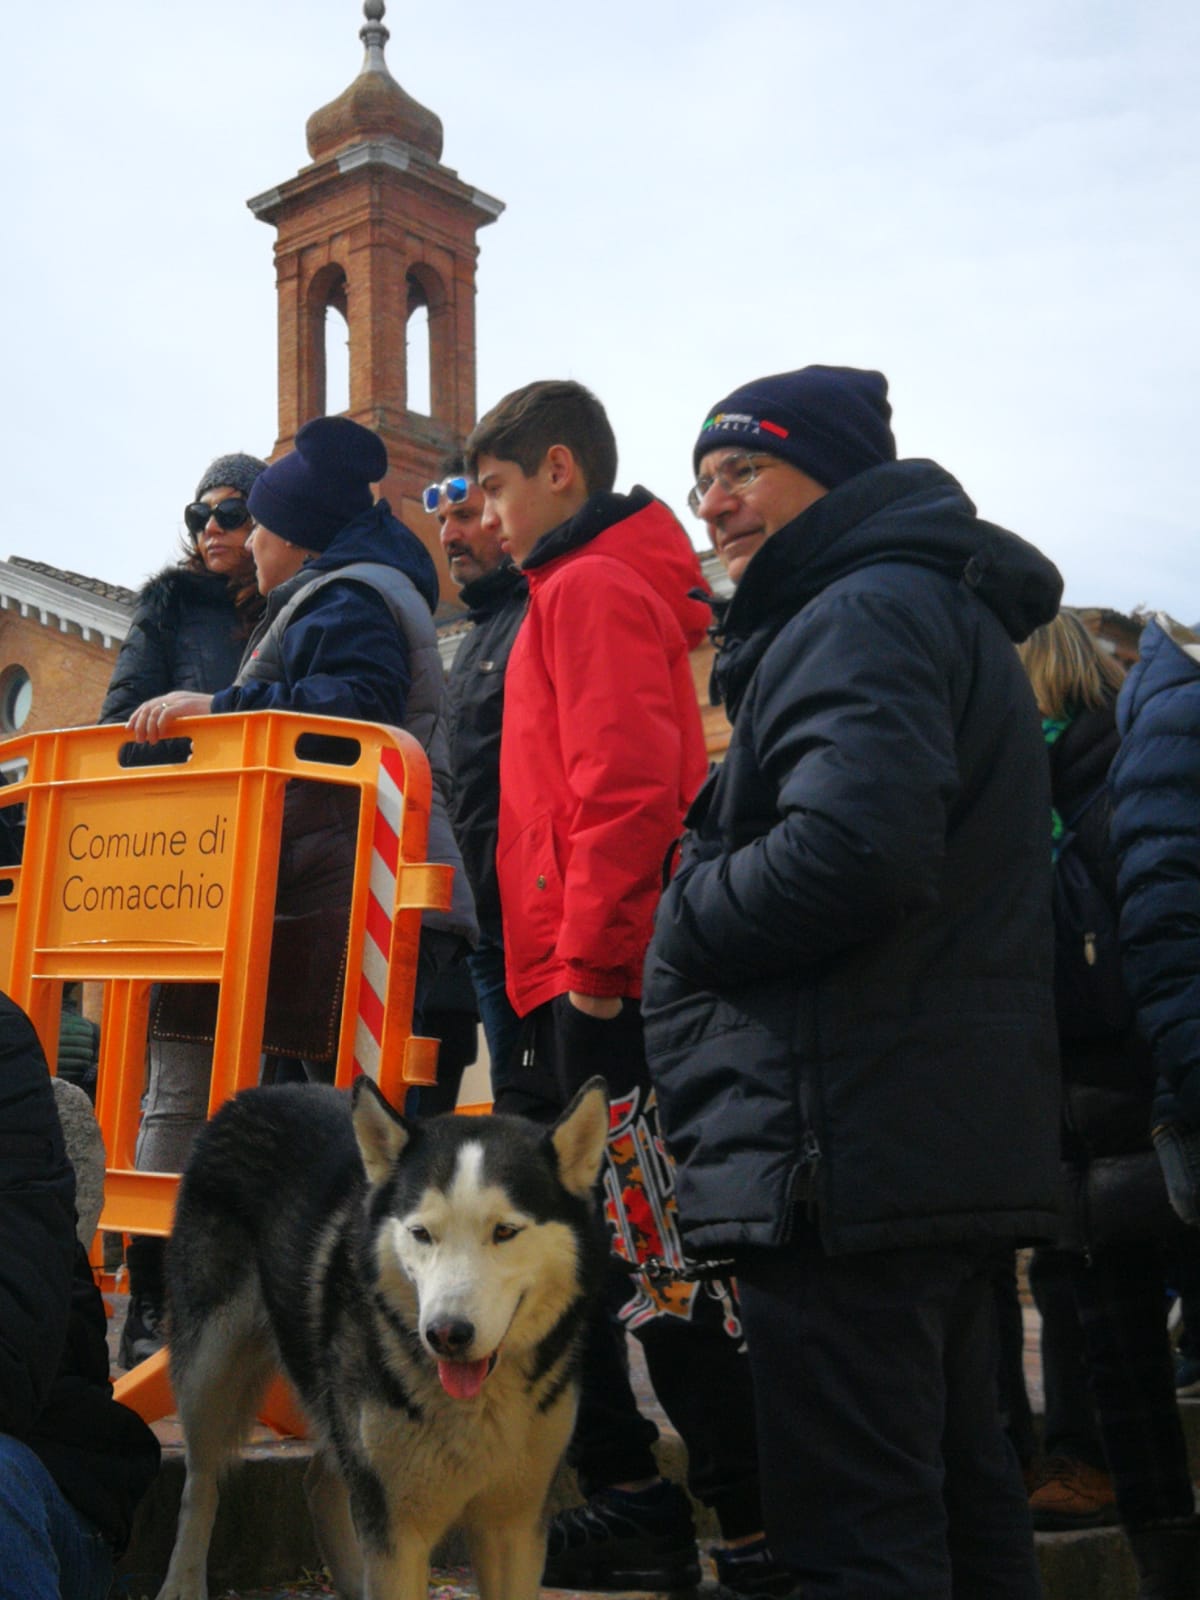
[426,1318,476,1356]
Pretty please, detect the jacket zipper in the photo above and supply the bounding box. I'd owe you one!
[800,1127,822,1221]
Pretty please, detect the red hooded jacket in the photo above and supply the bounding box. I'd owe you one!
[498,490,710,1016]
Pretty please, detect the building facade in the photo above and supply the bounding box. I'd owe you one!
[0,559,132,749]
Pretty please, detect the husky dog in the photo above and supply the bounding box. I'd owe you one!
[155,1075,610,1600]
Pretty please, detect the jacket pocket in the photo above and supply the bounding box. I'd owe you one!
[499,811,564,975]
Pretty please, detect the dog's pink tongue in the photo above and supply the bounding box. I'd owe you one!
[438,1358,490,1400]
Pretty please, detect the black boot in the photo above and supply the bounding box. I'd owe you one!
[1128,1515,1200,1600]
[119,1235,167,1368]
[543,1480,701,1591]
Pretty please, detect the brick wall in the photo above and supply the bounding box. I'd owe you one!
[0,611,118,735]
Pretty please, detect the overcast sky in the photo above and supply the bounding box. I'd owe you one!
[3,1,1196,617]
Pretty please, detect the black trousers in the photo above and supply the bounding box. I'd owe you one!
[737,1236,1043,1599]
[1071,1241,1195,1529]
[1027,1246,1105,1467]
[496,994,763,1539]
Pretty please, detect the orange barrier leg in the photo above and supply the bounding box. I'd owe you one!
[256,1375,310,1439]
[111,1344,309,1442]
[113,1345,174,1424]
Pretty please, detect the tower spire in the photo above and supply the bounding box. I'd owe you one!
[359,0,390,76]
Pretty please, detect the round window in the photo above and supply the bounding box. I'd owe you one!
[0,666,32,734]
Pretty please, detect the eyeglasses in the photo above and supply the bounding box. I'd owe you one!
[184,498,252,536]
[422,476,471,514]
[687,453,779,517]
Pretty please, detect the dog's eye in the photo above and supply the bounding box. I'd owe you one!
[493,1224,521,1244]
[409,1225,433,1245]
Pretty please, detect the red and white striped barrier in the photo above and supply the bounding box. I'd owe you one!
[352,745,405,1082]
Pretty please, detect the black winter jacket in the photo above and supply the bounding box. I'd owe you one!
[99,564,251,723]
[1046,700,1165,1248]
[445,563,527,943]
[643,459,1063,1259]
[1050,700,1152,1106]
[1110,616,1200,1132]
[0,993,160,1550]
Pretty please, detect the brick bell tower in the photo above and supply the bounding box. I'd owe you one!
[248,0,504,601]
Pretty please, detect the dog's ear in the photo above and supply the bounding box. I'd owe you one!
[549,1075,609,1198]
[352,1076,411,1185]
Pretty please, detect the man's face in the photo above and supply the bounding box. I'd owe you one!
[476,452,567,568]
[434,483,505,587]
[246,523,308,595]
[693,447,827,585]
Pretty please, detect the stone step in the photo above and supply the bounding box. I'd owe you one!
[115,1413,1200,1599]
[109,1262,1199,1600]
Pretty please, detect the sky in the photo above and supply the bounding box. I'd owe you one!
[2,0,1197,616]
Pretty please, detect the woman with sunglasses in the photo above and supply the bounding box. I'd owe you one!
[99,453,267,724]
[120,421,476,1362]
[98,452,266,1370]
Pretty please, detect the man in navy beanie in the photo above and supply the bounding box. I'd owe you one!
[643,365,1064,1597]
[125,415,476,1101]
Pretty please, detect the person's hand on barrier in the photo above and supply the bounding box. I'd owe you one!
[126,691,213,744]
[1152,1122,1200,1227]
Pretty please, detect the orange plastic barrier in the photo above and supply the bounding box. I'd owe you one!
[0,711,453,1425]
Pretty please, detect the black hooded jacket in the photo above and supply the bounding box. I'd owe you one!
[643,459,1064,1258]
[445,562,528,944]
[0,994,160,1551]
[99,564,252,724]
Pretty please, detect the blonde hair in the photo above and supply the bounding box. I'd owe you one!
[1017,608,1127,720]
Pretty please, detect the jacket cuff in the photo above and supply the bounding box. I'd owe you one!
[562,962,632,1000]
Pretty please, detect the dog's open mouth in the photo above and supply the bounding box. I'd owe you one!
[436,1351,499,1401]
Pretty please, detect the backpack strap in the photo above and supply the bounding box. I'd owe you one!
[1060,781,1109,835]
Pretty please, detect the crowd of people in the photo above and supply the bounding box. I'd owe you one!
[3,366,1200,1598]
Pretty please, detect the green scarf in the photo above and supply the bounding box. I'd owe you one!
[1043,714,1069,859]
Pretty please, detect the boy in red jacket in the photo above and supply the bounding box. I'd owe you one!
[466,381,784,1598]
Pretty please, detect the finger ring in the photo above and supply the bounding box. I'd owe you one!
[160,701,168,711]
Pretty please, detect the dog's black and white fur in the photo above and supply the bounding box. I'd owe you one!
[154,1075,610,1600]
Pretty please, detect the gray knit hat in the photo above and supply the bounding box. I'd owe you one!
[194,453,269,501]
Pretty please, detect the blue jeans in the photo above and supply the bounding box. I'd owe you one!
[0,1435,113,1600]
[466,936,521,1100]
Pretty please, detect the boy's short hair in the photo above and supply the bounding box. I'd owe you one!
[465,380,618,496]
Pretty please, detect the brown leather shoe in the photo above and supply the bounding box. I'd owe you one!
[1028,1455,1119,1530]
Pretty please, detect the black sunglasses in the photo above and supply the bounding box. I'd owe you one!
[184,498,252,536]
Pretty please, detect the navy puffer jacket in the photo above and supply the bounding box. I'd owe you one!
[1109,615,1200,1130]
[643,459,1063,1259]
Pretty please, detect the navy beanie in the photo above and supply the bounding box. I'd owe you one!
[248,417,388,552]
[694,365,896,489]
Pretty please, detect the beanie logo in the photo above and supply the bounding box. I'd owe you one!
[701,412,790,441]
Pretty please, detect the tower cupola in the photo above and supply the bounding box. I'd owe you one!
[306,0,444,164]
